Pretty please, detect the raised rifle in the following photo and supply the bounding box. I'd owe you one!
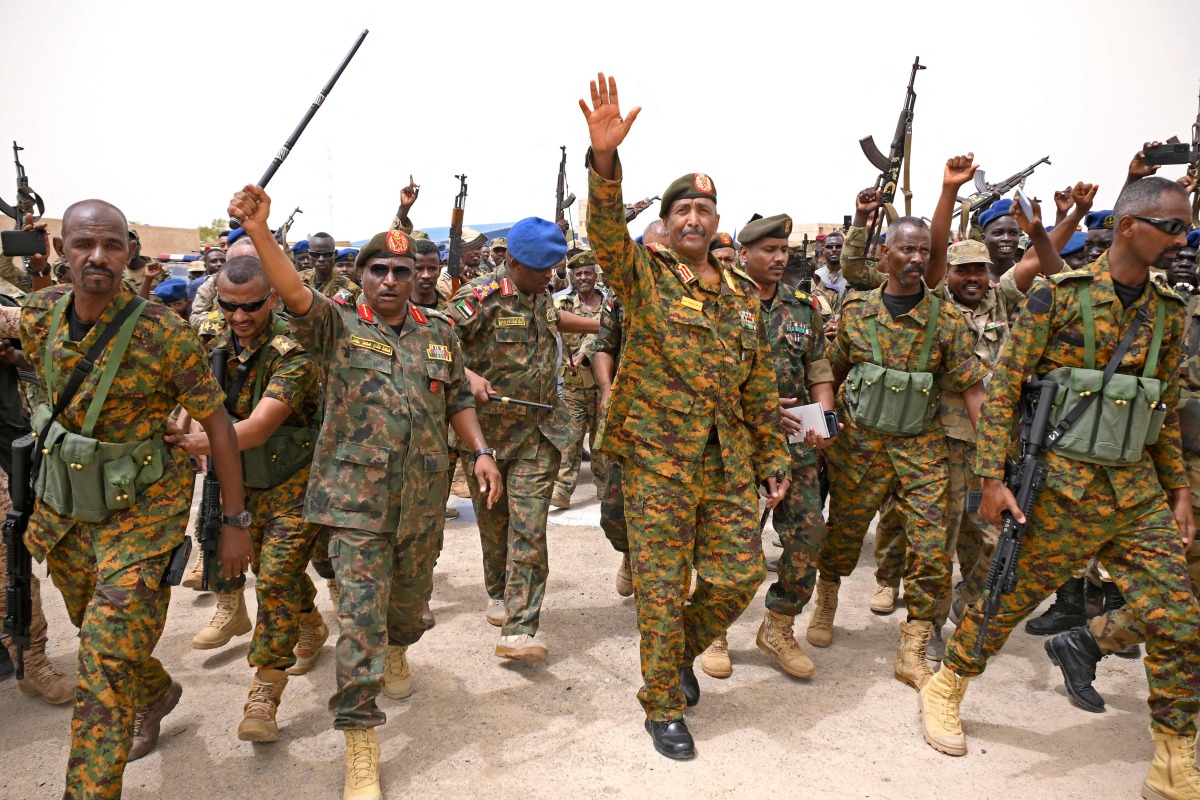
[0,142,48,257]
[624,195,660,223]
[974,380,1058,655]
[953,156,1051,239]
[196,349,228,591]
[854,57,925,260]
[556,145,576,234]
[795,234,815,291]
[274,206,302,247]
[1192,81,1200,225]
[3,433,35,678]
[446,174,468,294]
[229,29,369,227]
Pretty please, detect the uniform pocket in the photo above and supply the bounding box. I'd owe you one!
[329,442,390,512]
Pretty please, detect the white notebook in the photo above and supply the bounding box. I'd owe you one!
[783,403,831,443]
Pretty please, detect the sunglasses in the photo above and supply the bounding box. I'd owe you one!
[217,288,274,313]
[367,264,414,281]
[310,250,337,260]
[1131,215,1189,236]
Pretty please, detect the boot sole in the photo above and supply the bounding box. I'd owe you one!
[285,659,318,676]
[917,694,967,756]
[237,722,279,743]
[1142,781,1176,800]
[382,683,413,700]
[806,631,832,648]
[896,670,931,691]
[755,633,814,679]
[1044,642,1106,713]
[486,615,504,627]
[699,661,732,679]
[191,621,252,650]
[869,603,897,615]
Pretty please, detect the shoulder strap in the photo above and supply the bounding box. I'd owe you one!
[865,316,883,364]
[915,294,940,373]
[1079,285,1096,370]
[1188,313,1200,360]
[226,317,290,415]
[80,300,148,437]
[1142,297,1167,379]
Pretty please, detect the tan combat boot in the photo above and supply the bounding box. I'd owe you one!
[181,556,205,591]
[485,598,505,627]
[192,590,251,650]
[343,728,382,800]
[496,634,548,662]
[17,651,75,704]
[806,577,840,648]
[382,645,412,699]
[237,668,288,742]
[895,619,935,690]
[1143,729,1200,800]
[757,610,815,678]
[918,665,969,756]
[869,581,898,614]
[287,608,330,676]
[551,487,571,510]
[615,553,634,597]
[699,634,732,678]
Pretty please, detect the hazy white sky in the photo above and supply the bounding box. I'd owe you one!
[4,0,1199,243]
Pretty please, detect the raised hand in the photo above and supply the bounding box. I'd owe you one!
[400,175,420,213]
[942,153,978,189]
[1071,181,1098,214]
[1128,142,1163,182]
[855,187,882,214]
[578,73,641,172]
[228,185,272,234]
[1053,186,1073,216]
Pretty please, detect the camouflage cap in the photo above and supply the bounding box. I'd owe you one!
[568,249,597,269]
[409,229,431,241]
[490,237,508,250]
[709,231,736,252]
[660,172,717,219]
[738,213,793,245]
[946,239,993,266]
[355,230,416,268]
[461,226,486,251]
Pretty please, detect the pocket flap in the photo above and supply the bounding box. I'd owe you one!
[882,369,911,393]
[425,361,452,383]
[1138,376,1163,406]
[423,451,450,472]
[1067,369,1104,395]
[1102,373,1139,401]
[61,432,98,467]
[102,455,138,486]
[335,442,390,469]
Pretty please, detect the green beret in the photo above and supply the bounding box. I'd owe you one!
[355,230,416,268]
[738,213,793,245]
[568,250,597,269]
[660,172,717,219]
[709,232,736,252]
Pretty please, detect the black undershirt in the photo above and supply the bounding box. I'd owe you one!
[413,298,440,310]
[881,287,925,319]
[1112,278,1144,309]
[67,306,96,341]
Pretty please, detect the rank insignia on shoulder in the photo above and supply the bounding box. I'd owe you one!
[794,289,818,309]
[455,299,476,319]
[497,315,527,328]
[332,294,348,306]
[426,343,452,362]
[676,264,696,284]
[357,303,375,323]
[680,297,704,312]
[350,334,393,357]
[739,310,757,330]
[473,278,500,302]
[500,277,516,297]
[409,305,428,324]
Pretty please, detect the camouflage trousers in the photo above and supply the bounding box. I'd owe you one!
[46,518,177,800]
[0,468,54,661]
[821,438,951,621]
[945,474,1200,736]
[554,384,599,499]
[621,439,765,721]
[595,452,628,553]
[1091,541,1200,655]
[210,487,319,671]
[310,526,335,581]
[327,519,441,730]
[765,460,827,617]
[466,435,560,637]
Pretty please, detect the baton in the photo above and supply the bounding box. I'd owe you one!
[229,29,369,227]
[488,394,554,410]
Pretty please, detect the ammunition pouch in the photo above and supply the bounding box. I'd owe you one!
[1044,368,1165,466]
[241,425,316,489]
[1180,388,1200,455]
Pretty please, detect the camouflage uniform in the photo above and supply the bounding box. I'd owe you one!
[298,269,359,303]
[20,284,226,798]
[947,255,1200,737]
[553,290,605,500]
[762,286,834,616]
[587,156,790,721]
[447,267,571,636]
[285,290,472,730]
[205,316,322,672]
[821,287,987,621]
[592,293,628,553]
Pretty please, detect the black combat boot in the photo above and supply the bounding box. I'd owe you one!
[1102,582,1141,658]
[645,718,696,760]
[1044,626,1106,713]
[0,645,13,681]
[680,666,700,707]
[1025,577,1086,635]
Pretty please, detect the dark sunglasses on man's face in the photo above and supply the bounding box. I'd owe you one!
[1131,215,1189,236]
[310,250,337,261]
[217,289,274,313]
[368,264,414,281]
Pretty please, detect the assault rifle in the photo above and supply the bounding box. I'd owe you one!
[446,174,468,287]
[1192,82,1200,226]
[974,380,1058,656]
[197,350,228,591]
[794,234,815,291]
[274,206,302,247]
[855,57,925,258]
[625,195,660,223]
[556,145,576,234]
[954,156,1051,238]
[3,433,35,678]
[0,142,48,257]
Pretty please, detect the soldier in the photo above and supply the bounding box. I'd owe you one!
[412,238,446,311]
[291,239,312,271]
[121,229,163,293]
[336,248,360,283]
[590,288,632,596]
[920,178,1200,800]
[698,213,835,681]
[447,216,599,662]
[1164,229,1199,298]
[979,199,1022,283]
[813,230,848,297]
[552,250,606,509]
[489,237,508,271]
[164,254,325,742]
[580,73,791,760]
[1061,231,1088,270]
[303,232,360,301]
[436,226,486,302]
[20,199,251,797]
[709,232,737,270]
[230,185,502,800]
[1084,208,1116,264]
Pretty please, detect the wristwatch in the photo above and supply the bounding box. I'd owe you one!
[223,510,252,528]
[26,264,51,278]
[473,447,497,460]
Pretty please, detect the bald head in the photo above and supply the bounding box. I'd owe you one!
[227,237,258,259]
[642,218,669,248]
[61,199,128,235]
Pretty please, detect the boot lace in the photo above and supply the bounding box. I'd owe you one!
[347,731,377,788]
[937,675,967,733]
[1176,736,1200,782]
[295,616,324,656]
[384,647,408,681]
[244,679,280,721]
[132,705,149,738]
[812,588,836,629]
[708,636,728,655]
[29,657,68,684]
[209,594,240,628]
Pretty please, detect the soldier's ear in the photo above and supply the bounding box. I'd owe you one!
[53,236,65,258]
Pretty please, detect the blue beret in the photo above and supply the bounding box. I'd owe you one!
[336,248,359,261]
[152,277,189,303]
[1187,229,1200,249]
[1085,210,1115,230]
[1060,231,1087,257]
[507,217,567,270]
[227,227,246,246]
[291,239,309,254]
[978,199,1013,231]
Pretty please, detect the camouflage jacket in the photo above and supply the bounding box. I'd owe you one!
[189,273,218,327]
[447,266,573,458]
[976,253,1188,505]
[19,284,225,575]
[285,291,473,534]
[586,154,790,484]
[764,285,834,466]
[593,292,625,361]
[840,225,884,290]
[299,269,358,302]
[829,286,988,483]
[556,290,605,387]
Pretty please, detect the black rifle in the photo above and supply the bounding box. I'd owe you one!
[625,195,660,224]
[953,156,1051,234]
[197,350,228,591]
[794,234,815,291]
[855,57,925,259]
[974,380,1058,656]
[556,145,576,234]
[0,142,44,226]
[446,174,468,281]
[1192,81,1200,226]
[229,29,369,227]
[3,433,34,679]
[274,206,302,247]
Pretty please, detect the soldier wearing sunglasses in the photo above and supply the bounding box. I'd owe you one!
[300,231,359,304]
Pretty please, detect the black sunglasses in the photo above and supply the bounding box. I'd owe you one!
[367,264,414,281]
[310,250,338,260]
[217,288,274,313]
[1131,215,1189,236]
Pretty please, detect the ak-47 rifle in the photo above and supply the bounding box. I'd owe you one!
[556,146,576,234]
[796,234,815,291]
[0,142,48,257]
[953,156,1051,239]
[196,350,228,591]
[625,195,660,223]
[854,57,925,260]
[1192,81,1200,226]
[447,174,468,294]
[274,206,302,247]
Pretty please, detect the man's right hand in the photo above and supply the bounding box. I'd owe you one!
[852,187,882,227]
[979,476,1023,526]
[942,153,977,190]
[578,72,641,178]
[229,185,272,235]
[467,370,495,407]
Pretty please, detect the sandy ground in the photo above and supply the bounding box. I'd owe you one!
[0,463,1161,799]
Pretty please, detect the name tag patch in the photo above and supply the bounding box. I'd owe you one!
[680,297,704,312]
[426,344,452,362]
[350,335,393,357]
[498,316,527,328]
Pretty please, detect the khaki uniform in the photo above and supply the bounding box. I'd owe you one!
[553,290,605,501]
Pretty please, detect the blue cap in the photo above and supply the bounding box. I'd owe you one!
[1060,231,1087,257]
[291,239,309,254]
[978,199,1013,231]
[1085,210,1115,230]
[227,227,246,246]
[507,217,567,270]
[152,277,189,303]
[336,248,359,261]
[1187,229,1200,249]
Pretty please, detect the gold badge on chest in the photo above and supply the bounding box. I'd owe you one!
[350,335,393,357]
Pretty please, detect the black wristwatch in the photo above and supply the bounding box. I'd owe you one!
[223,510,252,528]
[473,447,497,460]
[26,265,51,278]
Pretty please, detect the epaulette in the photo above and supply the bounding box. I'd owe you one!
[358,302,375,324]
[646,242,674,258]
[728,265,759,288]
[424,308,453,325]
[332,293,348,306]
[268,334,300,356]
[838,289,869,306]
[1049,268,1093,284]
[472,276,501,302]
[409,304,428,325]
[1151,281,1187,305]
[793,288,819,310]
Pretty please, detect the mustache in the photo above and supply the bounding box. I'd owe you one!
[681,226,706,237]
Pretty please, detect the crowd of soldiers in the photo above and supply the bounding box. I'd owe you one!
[1,71,1200,800]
